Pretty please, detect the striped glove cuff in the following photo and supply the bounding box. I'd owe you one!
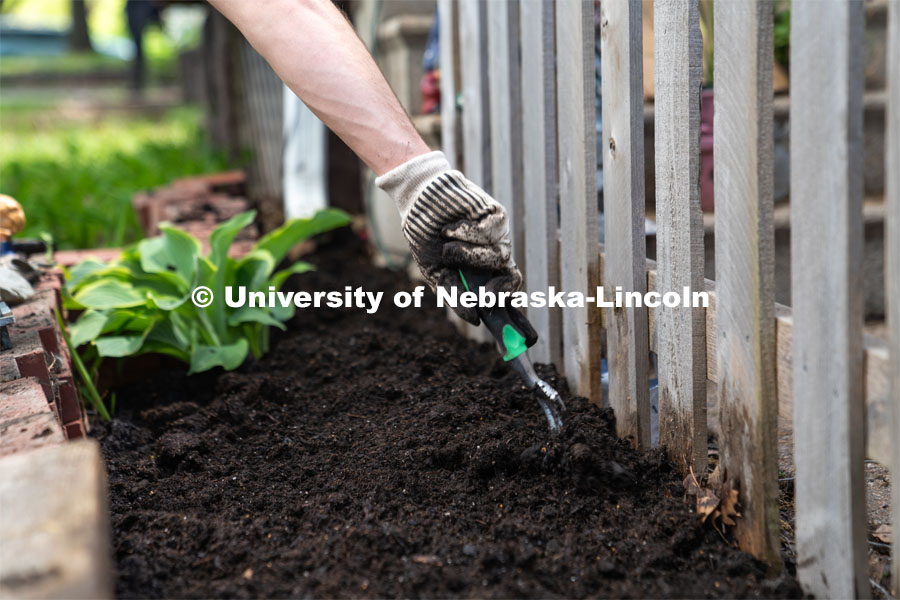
[375,151,453,223]
[375,151,520,324]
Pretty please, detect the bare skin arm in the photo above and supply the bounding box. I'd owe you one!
[209,0,431,175]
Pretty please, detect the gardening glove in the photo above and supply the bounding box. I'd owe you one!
[376,151,524,327]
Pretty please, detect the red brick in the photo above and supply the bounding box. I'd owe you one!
[0,378,52,421]
[15,348,47,378]
[173,169,245,188]
[14,349,52,401]
[35,272,62,291]
[0,411,66,457]
[35,273,63,310]
[37,326,60,357]
[63,421,85,440]
[0,355,20,382]
[48,398,60,424]
[10,290,56,330]
[53,247,122,268]
[57,377,82,425]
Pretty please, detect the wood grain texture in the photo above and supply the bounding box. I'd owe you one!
[790,3,869,597]
[599,0,651,448]
[458,0,491,191]
[652,0,706,475]
[599,247,893,468]
[455,0,493,344]
[556,0,602,401]
[885,1,900,596]
[439,0,471,340]
[712,0,779,568]
[438,0,457,168]
[487,0,525,273]
[283,89,327,219]
[0,440,112,599]
[520,0,562,366]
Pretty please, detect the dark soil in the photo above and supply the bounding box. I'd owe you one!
[96,230,801,598]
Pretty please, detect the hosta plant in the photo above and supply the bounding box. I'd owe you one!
[66,208,350,375]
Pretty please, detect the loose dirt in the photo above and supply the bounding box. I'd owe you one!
[96,231,801,598]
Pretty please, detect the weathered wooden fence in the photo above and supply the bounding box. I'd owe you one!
[439,0,899,597]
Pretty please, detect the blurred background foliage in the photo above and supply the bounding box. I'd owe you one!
[1,106,227,249]
[0,0,224,249]
[1,0,203,77]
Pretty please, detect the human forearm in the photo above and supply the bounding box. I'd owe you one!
[209,0,430,174]
[211,0,524,309]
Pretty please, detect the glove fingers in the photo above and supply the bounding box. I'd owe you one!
[507,305,538,348]
[442,211,508,245]
[484,268,523,294]
[438,269,481,325]
[442,240,511,272]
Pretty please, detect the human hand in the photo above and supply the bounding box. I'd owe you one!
[376,152,523,325]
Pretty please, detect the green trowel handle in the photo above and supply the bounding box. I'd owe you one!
[459,269,536,362]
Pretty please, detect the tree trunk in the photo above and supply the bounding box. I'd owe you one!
[70,0,92,52]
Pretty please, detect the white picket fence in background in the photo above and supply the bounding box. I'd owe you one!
[439,0,899,597]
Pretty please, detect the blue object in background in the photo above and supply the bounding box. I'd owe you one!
[423,10,439,73]
[0,23,67,56]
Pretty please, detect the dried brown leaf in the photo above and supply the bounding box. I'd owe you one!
[707,464,723,489]
[873,524,892,544]
[717,484,741,528]
[683,468,702,496]
[697,491,720,523]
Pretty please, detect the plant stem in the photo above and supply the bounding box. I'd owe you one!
[55,307,110,420]
[245,324,261,359]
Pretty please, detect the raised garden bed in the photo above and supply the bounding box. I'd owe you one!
[95,231,801,598]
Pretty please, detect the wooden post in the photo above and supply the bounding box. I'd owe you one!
[283,88,327,218]
[455,0,493,343]
[487,0,526,274]
[438,0,457,168]
[556,0,602,400]
[653,0,706,475]
[520,0,561,367]
[600,0,651,448]
[885,1,900,597]
[790,2,869,597]
[713,0,779,568]
[203,11,241,161]
[458,0,491,191]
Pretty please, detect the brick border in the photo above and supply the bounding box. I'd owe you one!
[0,440,113,598]
[0,171,256,599]
[1,170,258,455]
[0,272,86,454]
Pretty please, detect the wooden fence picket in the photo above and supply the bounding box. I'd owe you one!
[447,3,895,592]
[599,0,651,449]
[520,0,562,367]
[487,0,525,274]
[790,2,869,597]
[713,0,779,568]
[556,0,603,401]
[458,0,491,191]
[455,0,493,343]
[652,0,707,475]
[438,0,457,168]
[885,1,899,596]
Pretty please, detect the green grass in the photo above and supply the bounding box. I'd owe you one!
[0,106,229,250]
[1,0,197,80]
[0,52,128,77]
[0,51,177,81]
